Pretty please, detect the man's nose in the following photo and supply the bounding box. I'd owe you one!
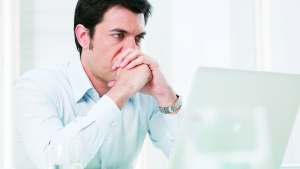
[122,37,138,52]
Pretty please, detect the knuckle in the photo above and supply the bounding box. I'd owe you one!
[140,64,148,69]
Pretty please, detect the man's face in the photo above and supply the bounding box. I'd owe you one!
[81,5,146,86]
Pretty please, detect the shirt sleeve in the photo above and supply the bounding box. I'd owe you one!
[148,99,184,159]
[14,78,121,168]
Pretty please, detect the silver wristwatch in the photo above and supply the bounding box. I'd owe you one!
[159,94,182,114]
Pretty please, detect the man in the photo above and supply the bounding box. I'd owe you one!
[14,0,182,168]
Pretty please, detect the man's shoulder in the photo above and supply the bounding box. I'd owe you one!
[20,62,70,81]
[16,62,73,92]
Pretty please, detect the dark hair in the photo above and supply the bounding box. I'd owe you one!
[74,0,152,54]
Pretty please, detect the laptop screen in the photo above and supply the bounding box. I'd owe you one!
[169,67,300,169]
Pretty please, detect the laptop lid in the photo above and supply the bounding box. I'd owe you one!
[170,67,300,169]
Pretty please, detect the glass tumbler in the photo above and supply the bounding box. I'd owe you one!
[45,143,83,169]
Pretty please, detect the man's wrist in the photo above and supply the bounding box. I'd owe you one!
[154,87,182,114]
[159,94,182,114]
[154,88,177,107]
[106,84,132,110]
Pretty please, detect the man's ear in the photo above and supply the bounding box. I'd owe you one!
[75,24,90,51]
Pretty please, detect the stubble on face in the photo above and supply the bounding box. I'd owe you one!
[89,41,94,50]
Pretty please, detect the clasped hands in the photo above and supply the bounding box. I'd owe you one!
[106,48,177,110]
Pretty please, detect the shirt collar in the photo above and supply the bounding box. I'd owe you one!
[68,56,94,103]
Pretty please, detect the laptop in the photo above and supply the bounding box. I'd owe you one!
[169,67,300,169]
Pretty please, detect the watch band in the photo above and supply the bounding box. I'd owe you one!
[159,94,182,114]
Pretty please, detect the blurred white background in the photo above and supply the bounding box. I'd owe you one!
[1,0,300,168]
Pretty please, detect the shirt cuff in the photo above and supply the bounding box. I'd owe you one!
[162,107,184,138]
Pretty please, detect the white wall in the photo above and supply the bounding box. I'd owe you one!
[20,0,78,74]
[271,0,300,164]
[147,0,256,99]
[0,0,4,166]
[170,0,256,98]
[269,0,300,73]
[1,0,19,167]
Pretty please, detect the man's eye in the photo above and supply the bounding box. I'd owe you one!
[135,36,144,43]
[113,33,124,39]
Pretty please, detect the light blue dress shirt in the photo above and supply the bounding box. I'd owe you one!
[13,57,182,169]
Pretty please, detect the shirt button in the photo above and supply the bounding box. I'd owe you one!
[104,136,108,141]
[112,121,118,127]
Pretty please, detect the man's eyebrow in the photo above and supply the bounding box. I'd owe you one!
[110,28,146,36]
[137,32,146,37]
[110,28,129,34]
